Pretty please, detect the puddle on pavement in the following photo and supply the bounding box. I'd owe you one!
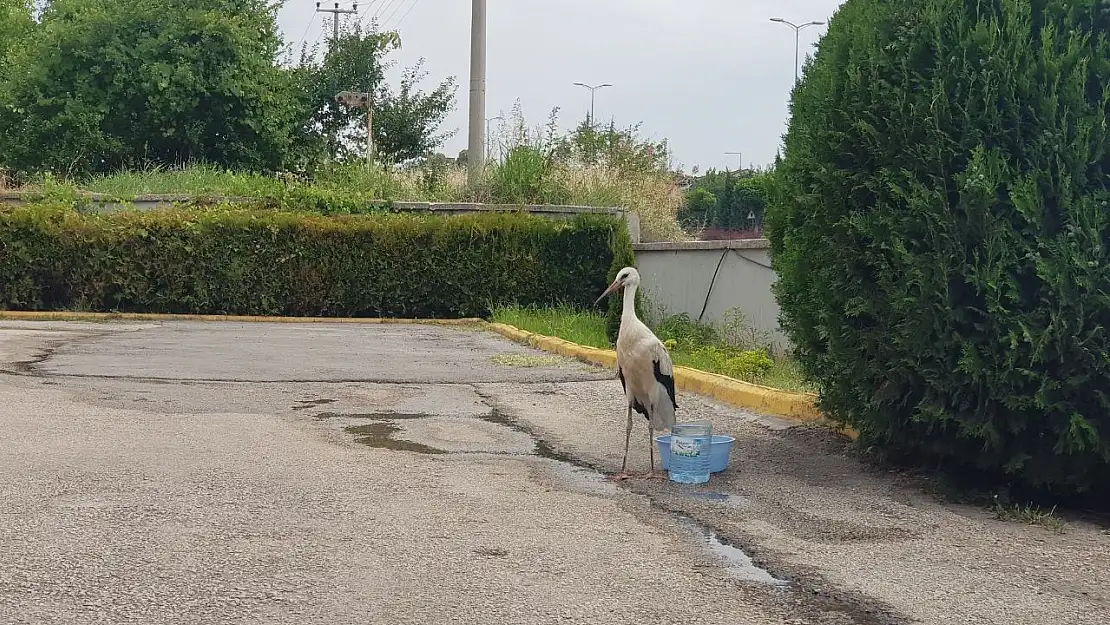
[344,423,447,455]
[476,407,590,468]
[675,517,788,586]
[293,398,336,411]
[681,490,752,511]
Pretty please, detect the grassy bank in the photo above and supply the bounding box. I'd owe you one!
[11,161,688,242]
[491,305,815,394]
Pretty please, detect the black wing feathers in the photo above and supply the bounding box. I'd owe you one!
[653,358,677,410]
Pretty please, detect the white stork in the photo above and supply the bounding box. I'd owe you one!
[594,266,677,480]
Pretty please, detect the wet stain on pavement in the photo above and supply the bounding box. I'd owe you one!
[314,411,430,421]
[292,398,336,411]
[343,422,446,455]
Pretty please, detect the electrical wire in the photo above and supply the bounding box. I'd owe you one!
[293,12,319,51]
[374,0,404,21]
[356,0,380,28]
[387,0,420,29]
[380,0,410,26]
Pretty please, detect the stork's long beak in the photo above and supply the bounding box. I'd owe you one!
[594,279,621,306]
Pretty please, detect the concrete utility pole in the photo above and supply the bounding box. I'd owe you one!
[467,0,487,186]
[573,82,612,126]
[769,17,825,84]
[317,2,358,47]
[725,151,742,171]
[336,90,374,164]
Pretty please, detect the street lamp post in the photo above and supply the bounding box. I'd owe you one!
[725,151,742,171]
[485,115,503,161]
[769,17,825,84]
[572,82,612,126]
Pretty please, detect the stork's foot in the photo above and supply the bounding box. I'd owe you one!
[609,471,635,482]
[642,470,666,480]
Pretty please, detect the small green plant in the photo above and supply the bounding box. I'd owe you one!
[653,312,720,351]
[718,308,776,354]
[992,496,1068,534]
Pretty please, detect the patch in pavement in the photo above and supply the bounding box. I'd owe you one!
[321,406,793,592]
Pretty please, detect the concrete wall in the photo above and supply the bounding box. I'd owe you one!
[632,239,784,348]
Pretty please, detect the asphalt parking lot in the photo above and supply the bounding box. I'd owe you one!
[0,320,1106,625]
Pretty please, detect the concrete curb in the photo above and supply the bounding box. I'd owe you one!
[486,322,857,439]
[0,311,486,325]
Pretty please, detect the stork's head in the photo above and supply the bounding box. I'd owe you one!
[594,266,640,305]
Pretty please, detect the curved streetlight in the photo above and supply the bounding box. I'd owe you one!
[769,18,825,84]
[725,151,742,171]
[573,82,613,126]
[485,115,503,161]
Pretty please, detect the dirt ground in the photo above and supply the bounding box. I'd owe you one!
[0,320,1105,625]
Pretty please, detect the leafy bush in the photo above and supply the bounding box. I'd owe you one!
[767,0,1110,500]
[687,346,774,380]
[0,203,632,318]
[0,0,304,176]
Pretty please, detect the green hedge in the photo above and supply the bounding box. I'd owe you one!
[767,0,1110,502]
[0,203,636,323]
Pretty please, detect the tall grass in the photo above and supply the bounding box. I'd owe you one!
[492,304,611,349]
[491,305,816,393]
[14,160,687,241]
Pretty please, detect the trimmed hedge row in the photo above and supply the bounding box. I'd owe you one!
[0,203,635,333]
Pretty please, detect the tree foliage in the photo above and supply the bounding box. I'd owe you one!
[293,24,456,167]
[0,2,457,179]
[680,169,771,231]
[766,0,1110,500]
[0,0,304,176]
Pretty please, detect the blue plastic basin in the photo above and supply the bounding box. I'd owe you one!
[655,434,735,473]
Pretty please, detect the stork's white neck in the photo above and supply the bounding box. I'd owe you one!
[622,282,639,320]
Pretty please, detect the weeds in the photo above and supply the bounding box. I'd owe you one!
[491,304,815,393]
[490,353,565,368]
[992,496,1068,533]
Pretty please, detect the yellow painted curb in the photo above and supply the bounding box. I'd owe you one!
[0,310,486,325]
[486,322,857,440]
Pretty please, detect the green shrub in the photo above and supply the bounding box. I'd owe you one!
[767,0,1110,501]
[0,202,630,318]
[688,346,774,380]
[491,146,561,204]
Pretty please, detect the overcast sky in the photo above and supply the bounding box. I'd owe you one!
[276,0,846,173]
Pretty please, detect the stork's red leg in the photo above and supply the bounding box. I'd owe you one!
[611,405,635,481]
[643,426,664,479]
